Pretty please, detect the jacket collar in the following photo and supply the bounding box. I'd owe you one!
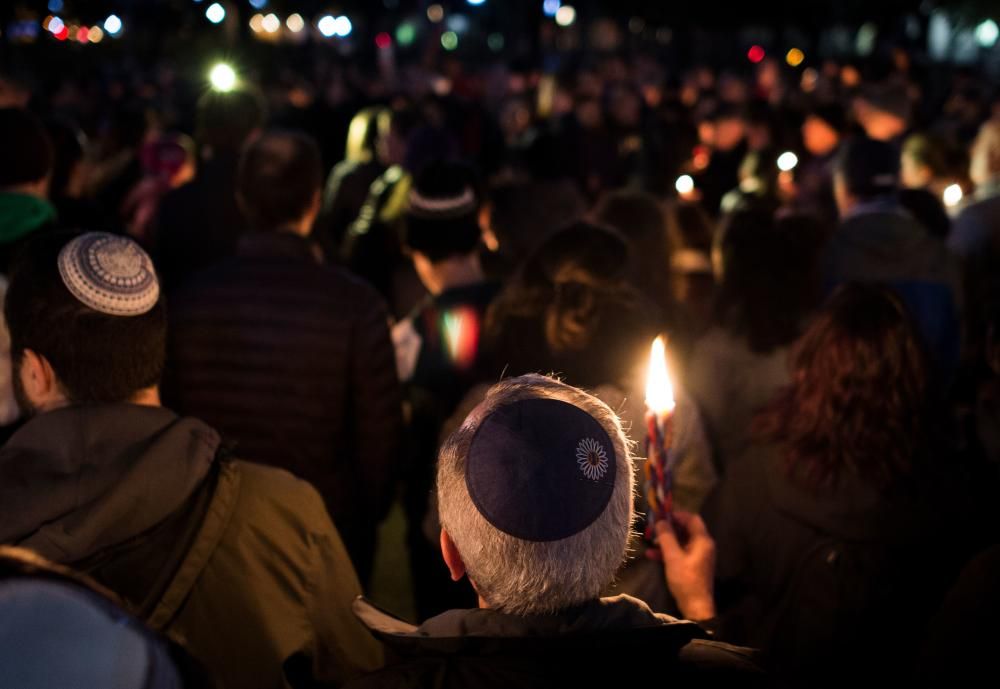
[0,404,219,563]
[236,231,320,263]
[353,594,704,655]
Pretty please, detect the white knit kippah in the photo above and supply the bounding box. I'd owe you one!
[57,233,160,317]
[407,186,477,219]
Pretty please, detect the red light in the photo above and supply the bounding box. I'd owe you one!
[77,26,90,42]
[375,32,392,49]
[748,45,765,63]
[55,26,69,41]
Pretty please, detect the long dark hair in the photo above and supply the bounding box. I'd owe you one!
[753,284,930,491]
[713,210,826,353]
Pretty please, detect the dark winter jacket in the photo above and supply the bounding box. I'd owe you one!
[822,205,962,371]
[165,230,403,583]
[0,404,383,689]
[703,443,965,688]
[153,152,246,290]
[334,595,764,689]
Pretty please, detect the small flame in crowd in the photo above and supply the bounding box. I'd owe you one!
[645,336,675,415]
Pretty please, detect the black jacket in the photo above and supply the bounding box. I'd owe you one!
[164,231,403,582]
[153,152,246,290]
[337,595,763,689]
[703,444,966,687]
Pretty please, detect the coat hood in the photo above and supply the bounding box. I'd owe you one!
[0,404,219,564]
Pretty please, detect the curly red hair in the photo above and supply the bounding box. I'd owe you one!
[753,283,929,490]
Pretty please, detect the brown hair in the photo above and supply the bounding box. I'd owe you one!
[753,284,929,491]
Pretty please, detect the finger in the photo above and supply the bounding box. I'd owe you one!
[655,519,680,555]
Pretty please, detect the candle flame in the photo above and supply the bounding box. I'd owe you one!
[645,336,676,414]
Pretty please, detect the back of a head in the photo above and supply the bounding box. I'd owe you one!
[755,283,928,490]
[195,88,266,155]
[4,231,166,405]
[970,119,1000,187]
[715,210,826,353]
[593,190,670,304]
[667,201,714,255]
[592,189,666,248]
[44,118,86,199]
[237,130,322,231]
[0,108,54,190]
[834,136,900,201]
[404,161,482,263]
[529,222,633,354]
[487,178,587,262]
[486,223,653,386]
[344,106,389,163]
[436,375,634,615]
[902,133,950,181]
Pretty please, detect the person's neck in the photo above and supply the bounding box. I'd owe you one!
[34,386,161,415]
[131,387,162,407]
[425,254,484,296]
[274,219,312,237]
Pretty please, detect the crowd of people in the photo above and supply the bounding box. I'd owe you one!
[1,24,1000,689]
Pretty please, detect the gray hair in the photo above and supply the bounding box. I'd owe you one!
[436,374,636,616]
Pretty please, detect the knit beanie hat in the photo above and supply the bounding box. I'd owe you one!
[404,161,482,263]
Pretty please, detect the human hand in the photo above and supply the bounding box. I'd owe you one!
[656,511,717,622]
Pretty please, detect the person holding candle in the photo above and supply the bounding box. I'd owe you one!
[333,375,762,689]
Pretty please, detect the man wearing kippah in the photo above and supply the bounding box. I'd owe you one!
[0,231,382,688]
[393,161,500,619]
[342,375,762,689]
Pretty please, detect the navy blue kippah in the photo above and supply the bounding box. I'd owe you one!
[465,398,617,542]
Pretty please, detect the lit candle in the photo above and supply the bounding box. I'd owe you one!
[644,336,676,530]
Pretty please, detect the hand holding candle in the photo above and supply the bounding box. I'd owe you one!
[645,336,677,531]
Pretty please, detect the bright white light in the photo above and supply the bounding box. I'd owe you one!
[333,16,352,37]
[103,14,122,35]
[943,184,964,208]
[249,13,264,32]
[48,17,65,34]
[317,15,337,37]
[543,0,561,18]
[675,175,695,195]
[205,3,226,25]
[555,5,576,26]
[777,151,799,172]
[209,63,237,92]
[286,13,304,33]
[976,19,999,48]
[467,0,486,5]
[262,13,280,33]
